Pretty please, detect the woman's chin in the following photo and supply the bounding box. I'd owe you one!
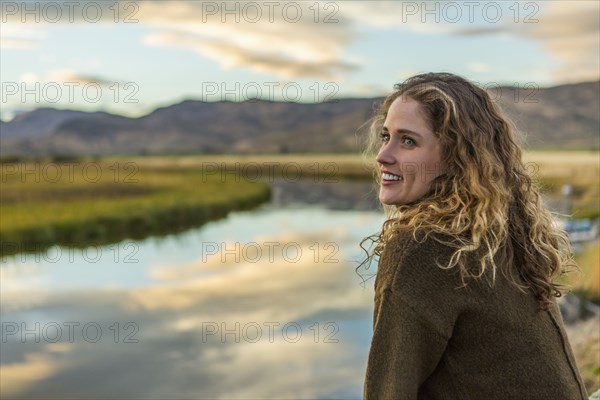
[379,196,401,206]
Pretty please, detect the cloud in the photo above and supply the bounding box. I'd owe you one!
[1,0,359,79]
[525,1,599,83]
[1,228,373,398]
[450,1,599,83]
[138,1,358,79]
[350,83,390,97]
[145,30,357,79]
[137,0,599,83]
[451,26,508,36]
[47,70,114,86]
[17,69,116,86]
[0,345,72,397]
[468,63,491,73]
[333,1,454,34]
[0,37,37,49]
[132,229,365,315]
[1,284,369,398]
[2,0,597,84]
[0,25,45,49]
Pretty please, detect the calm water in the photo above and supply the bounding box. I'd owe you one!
[1,180,386,399]
[1,179,573,399]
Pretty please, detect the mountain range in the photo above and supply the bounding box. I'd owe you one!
[1,81,598,156]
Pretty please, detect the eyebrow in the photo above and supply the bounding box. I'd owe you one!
[382,127,424,138]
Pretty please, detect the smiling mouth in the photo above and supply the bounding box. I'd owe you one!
[382,172,403,182]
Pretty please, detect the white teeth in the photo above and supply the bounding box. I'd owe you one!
[382,173,403,181]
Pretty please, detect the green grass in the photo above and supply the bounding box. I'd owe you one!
[2,151,598,255]
[0,162,271,256]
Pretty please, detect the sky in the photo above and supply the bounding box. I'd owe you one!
[0,0,599,121]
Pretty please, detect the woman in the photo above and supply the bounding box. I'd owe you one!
[359,72,589,399]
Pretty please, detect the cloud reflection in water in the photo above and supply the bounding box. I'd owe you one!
[1,208,383,399]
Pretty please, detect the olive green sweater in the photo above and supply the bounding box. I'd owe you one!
[363,230,588,400]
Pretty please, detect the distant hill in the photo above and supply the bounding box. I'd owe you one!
[492,81,600,150]
[0,109,110,140]
[1,81,598,156]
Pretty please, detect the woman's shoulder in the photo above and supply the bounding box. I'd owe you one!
[375,228,472,326]
[376,228,471,297]
[381,228,459,269]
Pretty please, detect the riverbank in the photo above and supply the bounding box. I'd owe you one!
[2,151,598,255]
[113,151,599,218]
[0,161,271,257]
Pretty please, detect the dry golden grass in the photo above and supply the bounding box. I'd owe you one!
[106,150,599,183]
[570,242,600,303]
[523,151,599,179]
[565,316,600,394]
[114,150,599,178]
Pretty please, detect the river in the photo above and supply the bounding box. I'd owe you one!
[0,178,584,399]
[1,179,384,399]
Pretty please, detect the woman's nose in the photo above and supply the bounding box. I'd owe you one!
[375,146,395,165]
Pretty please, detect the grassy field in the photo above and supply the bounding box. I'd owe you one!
[524,151,600,219]
[0,160,271,256]
[114,150,600,218]
[571,242,600,303]
[1,151,598,255]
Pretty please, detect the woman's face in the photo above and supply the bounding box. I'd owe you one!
[376,96,445,206]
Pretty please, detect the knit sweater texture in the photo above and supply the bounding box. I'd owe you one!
[363,230,589,400]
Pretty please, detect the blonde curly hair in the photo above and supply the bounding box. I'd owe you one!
[358,72,579,311]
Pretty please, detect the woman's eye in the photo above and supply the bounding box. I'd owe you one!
[379,132,390,142]
[402,136,416,146]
